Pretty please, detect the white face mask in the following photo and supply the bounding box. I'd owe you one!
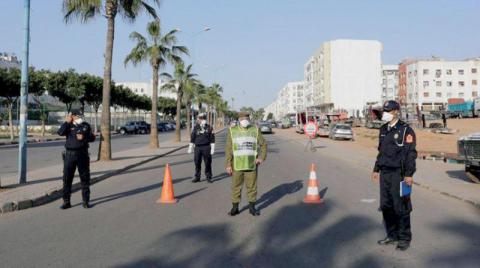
[381,112,394,122]
[200,120,207,126]
[239,119,250,128]
[74,118,84,125]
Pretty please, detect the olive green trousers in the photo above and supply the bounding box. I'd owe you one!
[231,169,257,203]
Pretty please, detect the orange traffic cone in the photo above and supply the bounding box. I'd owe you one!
[157,163,178,204]
[303,163,323,204]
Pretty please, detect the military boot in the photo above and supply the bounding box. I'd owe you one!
[228,203,240,216]
[249,202,260,216]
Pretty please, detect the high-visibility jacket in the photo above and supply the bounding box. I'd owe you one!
[230,125,259,171]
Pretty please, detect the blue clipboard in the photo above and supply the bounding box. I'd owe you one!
[400,181,412,197]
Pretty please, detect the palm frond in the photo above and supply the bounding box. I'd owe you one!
[63,0,102,23]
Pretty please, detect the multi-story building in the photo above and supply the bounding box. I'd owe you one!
[303,39,383,115]
[264,81,305,120]
[116,81,176,99]
[0,53,21,69]
[382,64,399,102]
[401,58,480,111]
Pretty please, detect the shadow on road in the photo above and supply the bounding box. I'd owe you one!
[115,201,380,267]
[445,170,474,183]
[256,180,303,211]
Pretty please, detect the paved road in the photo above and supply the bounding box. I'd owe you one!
[0,132,176,179]
[1,132,479,267]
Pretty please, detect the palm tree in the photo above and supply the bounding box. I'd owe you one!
[125,19,188,148]
[161,63,198,142]
[63,0,160,160]
[205,83,223,125]
[183,80,205,134]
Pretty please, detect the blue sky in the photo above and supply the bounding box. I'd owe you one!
[1,0,479,109]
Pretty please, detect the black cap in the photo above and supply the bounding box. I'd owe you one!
[383,100,400,112]
[70,109,83,116]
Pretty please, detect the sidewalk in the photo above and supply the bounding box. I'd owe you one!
[276,128,480,209]
[0,133,197,214]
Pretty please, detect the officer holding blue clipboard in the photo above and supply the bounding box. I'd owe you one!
[371,100,417,251]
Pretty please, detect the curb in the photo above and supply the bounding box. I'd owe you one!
[0,144,188,214]
[0,128,225,214]
[412,181,480,209]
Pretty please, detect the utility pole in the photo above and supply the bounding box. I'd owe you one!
[18,0,30,184]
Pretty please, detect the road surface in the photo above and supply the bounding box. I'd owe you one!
[1,131,479,267]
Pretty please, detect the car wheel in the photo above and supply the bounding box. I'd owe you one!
[120,129,126,135]
[140,129,146,134]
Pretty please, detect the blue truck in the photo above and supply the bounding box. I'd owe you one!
[447,100,476,118]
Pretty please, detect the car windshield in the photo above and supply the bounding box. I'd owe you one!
[336,125,351,130]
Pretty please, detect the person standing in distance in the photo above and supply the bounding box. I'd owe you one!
[372,100,417,251]
[57,109,96,209]
[188,113,215,183]
[225,112,267,216]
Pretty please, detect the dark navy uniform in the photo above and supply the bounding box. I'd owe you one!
[58,120,95,205]
[374,119,417,244]
[191,123,215,181]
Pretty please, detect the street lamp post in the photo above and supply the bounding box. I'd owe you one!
[18,0,31,184]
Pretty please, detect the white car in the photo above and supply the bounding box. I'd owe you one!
[329,124,354,140]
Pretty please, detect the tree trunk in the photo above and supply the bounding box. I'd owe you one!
[99,6,115,161]
[41,118,46,137]
[8,102,14,141]
[186,100,191,135]
[94,109,98,133]
[150,65,159,148]
[175,90,182,142]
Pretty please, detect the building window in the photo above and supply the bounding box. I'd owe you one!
[447,92,452,98]
[436,81,442,87]
[423,81,429,87]
[423,69,429,75]
[141,88,144,93]
[472,68,477,74]
[423,92,429,97]
[473,80,478,86]
[447,81,452,86]
[459,69,464,75]
[446,69,452,75]
[459,81,465,87]
[459,92,464,97]
[473,91,478,97]
[435,69,441,78]
[436,92,442,98]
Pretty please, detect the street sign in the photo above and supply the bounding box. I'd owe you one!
[304,122,318,138]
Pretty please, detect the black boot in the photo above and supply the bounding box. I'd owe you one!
[206,177,213,183]
[228,203,239,216]
[60,201,71,210]
[249,202,260,216]
[82,201,90,209]
[377,237,398,245]
[396,241,410,251]
[192,177,200,183]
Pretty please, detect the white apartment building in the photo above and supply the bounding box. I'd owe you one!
[304,39,383,115]
[116,80,177,100]
[404,58,480,111]
[382,64,399,102]
[0,53,21,69]
[264,81,305,120]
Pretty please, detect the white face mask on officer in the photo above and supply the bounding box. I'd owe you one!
[73,117,84,125]
[382,111,394,122]
[200,119,207,126]
[239,119,250,128]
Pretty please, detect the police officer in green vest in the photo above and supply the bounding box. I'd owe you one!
[225,112,267,216]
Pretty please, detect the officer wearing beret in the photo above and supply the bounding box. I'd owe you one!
[225,112,267,216]
[188,113,215,183]
[371,100,417,251]
[57,109,95,209]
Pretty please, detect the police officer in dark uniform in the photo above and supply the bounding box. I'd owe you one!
[188,113,215,183]
[372,100,417,251]
[57,109,96,209]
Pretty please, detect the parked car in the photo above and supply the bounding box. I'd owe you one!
[329,124,354,140]
[317,127,330,137]
[259,122,273,134]
[157,122,169,132]
[458,132,480,183]
[118,121,150,135]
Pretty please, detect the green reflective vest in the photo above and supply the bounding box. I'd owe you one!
[230,125,259,171]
